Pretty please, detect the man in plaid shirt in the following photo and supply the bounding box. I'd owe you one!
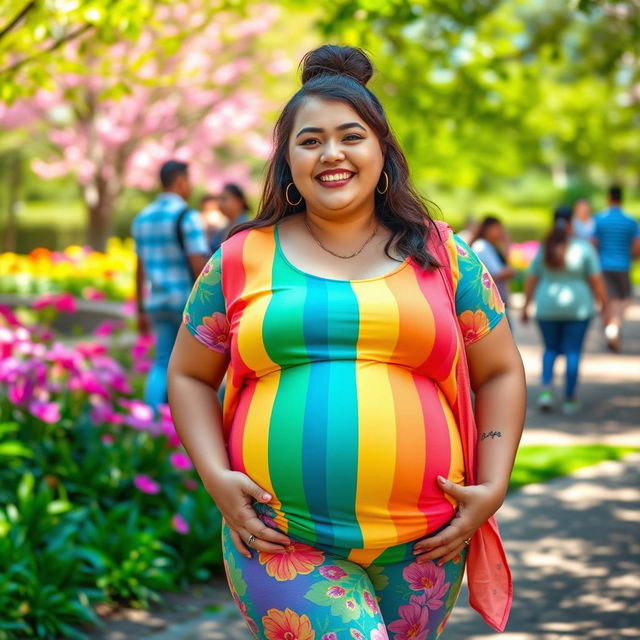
[132,160,209,410]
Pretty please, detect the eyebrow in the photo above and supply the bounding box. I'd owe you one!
[295,122,366,138]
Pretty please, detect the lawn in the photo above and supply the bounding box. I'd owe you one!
[509,444,638,492]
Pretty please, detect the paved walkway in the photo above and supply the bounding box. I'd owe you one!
[94,297,640,639]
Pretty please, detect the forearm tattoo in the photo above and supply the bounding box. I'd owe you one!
[480,430,503,441]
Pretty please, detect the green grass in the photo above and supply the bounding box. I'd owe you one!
[19,200,85,227]
[509,444,638,492]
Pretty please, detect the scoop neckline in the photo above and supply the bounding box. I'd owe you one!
[273,222,410,284]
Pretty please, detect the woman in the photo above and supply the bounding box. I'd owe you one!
[571,198,595,241]
[522,205,608,415]
[168,45,525,639]
[209,183,252,252]
[469,216,516,308]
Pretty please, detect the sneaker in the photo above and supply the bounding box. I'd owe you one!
[537,390,553,412]
[562,400,579,416]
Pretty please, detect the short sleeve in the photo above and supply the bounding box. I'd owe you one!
[182,248,230,354]
[583,242,601,276]
[453,235,506,346]
[181,209,209,256]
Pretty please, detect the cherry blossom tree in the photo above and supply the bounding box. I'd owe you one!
[0,2,294,249]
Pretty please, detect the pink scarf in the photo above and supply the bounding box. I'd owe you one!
[430,221,513,632]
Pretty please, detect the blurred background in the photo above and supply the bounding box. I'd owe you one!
[1,2,639,639]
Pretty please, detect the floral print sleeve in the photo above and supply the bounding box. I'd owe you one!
[183,248,230,354]
[452,234,506,346]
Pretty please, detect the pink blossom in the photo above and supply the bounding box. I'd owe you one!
[319,565,348,580]
[369,623,388,640]
[169,451,193,471]
[194,312,230,352]
[171,514,189,534]
[326,586,346,598]
[322,634,337,640]
[93,320,125,337]
[0,305,20,326]
[121,301,136,317]
[28,400,61,424]
[101,433,115,445]
[82,287,106,301]
[134,474,161,495]
[387,598,430,640]
[402,562,449,610]
[183,478,198,491]
[350,630,364,640]
[363,590,378,613]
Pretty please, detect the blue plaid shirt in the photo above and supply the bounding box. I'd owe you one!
[132,193,209,313]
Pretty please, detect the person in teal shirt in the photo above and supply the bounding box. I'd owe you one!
[522,206,609,415]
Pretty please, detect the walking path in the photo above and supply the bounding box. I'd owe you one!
[94,297,640,639]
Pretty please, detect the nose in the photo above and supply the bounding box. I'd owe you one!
[320,140,345,163]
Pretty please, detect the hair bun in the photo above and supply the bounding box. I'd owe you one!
[301,45,373,86]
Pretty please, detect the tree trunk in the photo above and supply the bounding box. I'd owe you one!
[83,176,118,251]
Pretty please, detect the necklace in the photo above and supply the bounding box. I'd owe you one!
[303,216,379,260]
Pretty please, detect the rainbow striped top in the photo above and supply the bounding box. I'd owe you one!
[183,222,504,556]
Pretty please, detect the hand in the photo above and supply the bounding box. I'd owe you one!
[601,305,611,327]
[412,476,504,565]
[520,308,529,324]
[137,311,151,336]
[204,469,291,559]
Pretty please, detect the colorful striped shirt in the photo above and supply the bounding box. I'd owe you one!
[183,223,504,554]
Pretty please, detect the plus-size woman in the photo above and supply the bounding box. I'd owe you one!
[168,46,526,640]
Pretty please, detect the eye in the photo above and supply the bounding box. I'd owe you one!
[300,138,319,146]
[343,133,364,141]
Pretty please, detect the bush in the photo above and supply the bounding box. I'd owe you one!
[0,306,223,638]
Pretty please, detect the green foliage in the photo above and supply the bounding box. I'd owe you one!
[509,444,638,492]
[316,1,640,198]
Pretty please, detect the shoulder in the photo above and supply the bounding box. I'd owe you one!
[219,223,276,262]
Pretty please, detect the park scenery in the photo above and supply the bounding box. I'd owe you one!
[1,2,639,640]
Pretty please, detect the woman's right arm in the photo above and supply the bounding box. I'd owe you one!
[521,274,538,323]
[168,327,290,557]
[587,274,609,325]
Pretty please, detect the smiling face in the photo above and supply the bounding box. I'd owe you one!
[287,97,384,218]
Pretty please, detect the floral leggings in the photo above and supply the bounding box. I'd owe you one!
[222,521,467,640]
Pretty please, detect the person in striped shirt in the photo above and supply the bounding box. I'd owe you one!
[592,185,640,352]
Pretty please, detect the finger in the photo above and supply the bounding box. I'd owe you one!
[245,516,291,547]
[242,476,273,504]
[419,538,466,562]
[228,527,252,559]
[437,475,467,500]
[437,544,467,566]
[413,522,464,553]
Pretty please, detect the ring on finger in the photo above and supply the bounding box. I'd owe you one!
[463,538,471,546]
[247,534,256,547]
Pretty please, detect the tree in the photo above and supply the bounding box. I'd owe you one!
[316,0,640,195]
[0,2,295,249]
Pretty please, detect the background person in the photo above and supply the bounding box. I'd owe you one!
[132,160,209,410]
[199,194,227,253]
[571,197,595,241]
[522,205,609,415]
[592,185,640,352]
[469,215,516,308]
[209,183,252,252]
[168,45,525,638]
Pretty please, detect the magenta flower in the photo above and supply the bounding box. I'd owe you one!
[101,434,115,445]
[387,599,430,640]
[402,562,449,610]
[93,320,125,338]
[183,478,198,491]
[350,630,364,640]
[134,474,161,494]
[363,590,378,613]
[326,586,346,598]
[322,634,337,640]
[83,287,106,301]
[319,565,348,580]
[121,301,136,317]
[28,400,60,424]
[194,312,230,353]
[171,514,189,534]
[169,451,193,471]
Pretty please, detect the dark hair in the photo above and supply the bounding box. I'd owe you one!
[160,160,188,189]
[608,184,622,203]
[222,183,250,212]
[229,45,440,268]
[200,194,218,206]
[469,215,506,264]
[544,205,573,269]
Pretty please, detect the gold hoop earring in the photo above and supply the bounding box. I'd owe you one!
[285,182,303,206]
[376,171,389,195]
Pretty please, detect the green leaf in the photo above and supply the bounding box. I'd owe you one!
[46,500,74,515]
[0,441,33,457]
[17,472,34,503]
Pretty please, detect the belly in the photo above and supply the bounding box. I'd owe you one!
[227,360,464,550]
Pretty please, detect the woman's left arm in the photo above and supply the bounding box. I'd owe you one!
[413,318,526,564]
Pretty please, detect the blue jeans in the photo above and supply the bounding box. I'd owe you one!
[144,310,183,411]
[537,319,591,400]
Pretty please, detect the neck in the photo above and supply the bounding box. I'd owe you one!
[304,203,377,240]
[164,189,184,199]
